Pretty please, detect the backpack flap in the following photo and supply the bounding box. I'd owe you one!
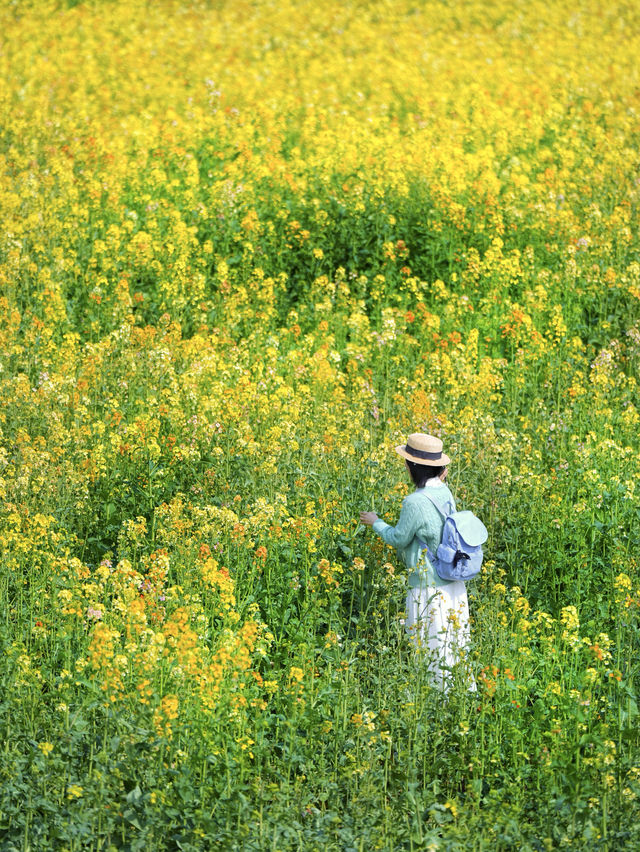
[453,511,488,547]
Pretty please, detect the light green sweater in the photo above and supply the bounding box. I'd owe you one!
[372,483,456,588]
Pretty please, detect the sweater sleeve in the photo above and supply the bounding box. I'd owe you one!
[371,498,419,549]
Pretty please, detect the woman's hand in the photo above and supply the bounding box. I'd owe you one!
[360,511,379,526]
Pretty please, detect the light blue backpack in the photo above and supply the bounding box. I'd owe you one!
[419,494,488,582]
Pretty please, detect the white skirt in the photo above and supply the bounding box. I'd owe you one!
[405,582,476,692]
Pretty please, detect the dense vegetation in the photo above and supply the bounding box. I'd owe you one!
[1,0,639,848]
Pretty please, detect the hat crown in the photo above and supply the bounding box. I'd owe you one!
[407,433,443,454]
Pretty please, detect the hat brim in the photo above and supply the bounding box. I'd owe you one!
[395,445,451,466]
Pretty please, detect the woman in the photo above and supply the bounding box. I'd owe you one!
[360,433,474,691]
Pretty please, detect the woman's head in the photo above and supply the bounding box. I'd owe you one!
[406,460,447,488]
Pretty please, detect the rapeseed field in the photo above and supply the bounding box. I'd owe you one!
[1,0,639,848]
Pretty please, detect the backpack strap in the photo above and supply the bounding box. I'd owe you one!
[415,537,437,565]
[415,493,451,566]
[421,492,450,520]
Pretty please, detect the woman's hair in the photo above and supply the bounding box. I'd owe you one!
[407,461,446,488]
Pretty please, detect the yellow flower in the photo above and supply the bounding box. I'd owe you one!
[39,742,54,757]
[445,800,458,819]
[585,668,599,684]
[288,666,304,683]
[614,573,632,604]
[560,605,579,633]
[324,631,340,648]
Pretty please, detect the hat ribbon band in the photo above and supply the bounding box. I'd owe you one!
[405,446,442,461]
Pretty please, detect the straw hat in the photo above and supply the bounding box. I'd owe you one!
[395,433,451,466]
